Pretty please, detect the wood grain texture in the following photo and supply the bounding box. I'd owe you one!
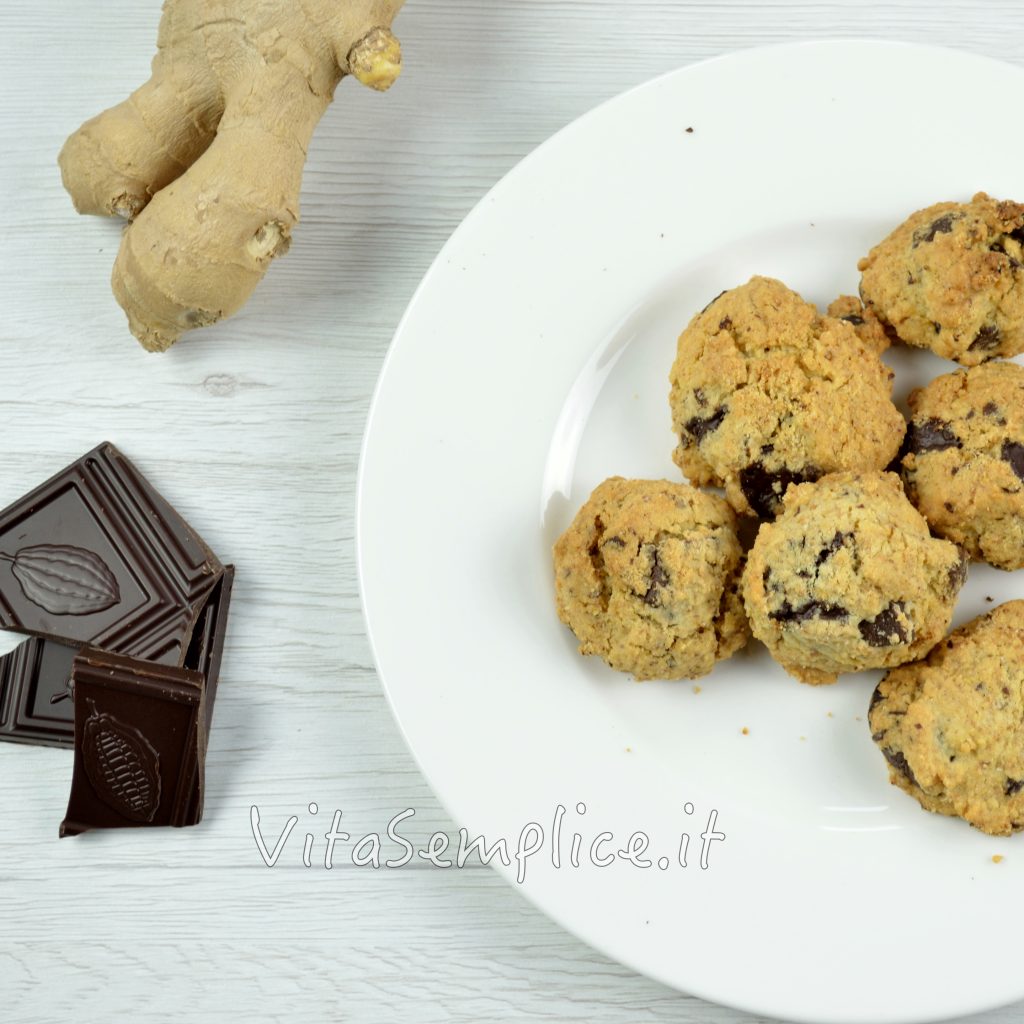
[2,1,1024,1020]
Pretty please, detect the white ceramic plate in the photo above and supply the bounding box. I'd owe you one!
[358,42,1024,1024]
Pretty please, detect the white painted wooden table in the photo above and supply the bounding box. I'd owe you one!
[2,2,1023,1021]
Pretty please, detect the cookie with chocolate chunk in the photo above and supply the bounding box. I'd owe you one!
[902,361,1024,569]
[553,478,748,680]
[859,192,1024,365]
[869,601,1024,836]
[826,295,893,355]
[741,471,966,684]
[669,277,905,519]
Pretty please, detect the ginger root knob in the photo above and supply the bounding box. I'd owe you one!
[347,28,402,91]
[247,221,292,264]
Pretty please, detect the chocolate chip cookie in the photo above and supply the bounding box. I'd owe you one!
[669,277,905,519]
[902,361,1024,570]
[859,192,1024,365]
[742,471,966,684]
[869,601,1024,836]
[553,477,748,680]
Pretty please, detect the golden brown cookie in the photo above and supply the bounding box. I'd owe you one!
[826,295,893,355]
[741,471,966,684]
[869,602,1024,836]
[669,277,905,519]
[859,192,1024,365]
[553,478,748,680]
[902,361,1024,570]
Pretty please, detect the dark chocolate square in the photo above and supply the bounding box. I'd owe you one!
[60,648,204,836]
[0,443,223,665]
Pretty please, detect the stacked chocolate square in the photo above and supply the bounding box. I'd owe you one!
[0,443,233,835]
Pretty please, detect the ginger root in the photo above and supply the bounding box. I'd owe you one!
[59,0,406,352]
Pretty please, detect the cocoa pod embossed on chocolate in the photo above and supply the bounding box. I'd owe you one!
[0,544,120,616]
[82,700,161,822]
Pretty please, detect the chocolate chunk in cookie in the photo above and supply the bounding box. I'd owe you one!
[907,418,961,453]
[684,406,728,444]
[826,295,892,355]
[912,213,960,247]
[858,602,909,647]
[738,463,820,521]
[1001,440,1024,483]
